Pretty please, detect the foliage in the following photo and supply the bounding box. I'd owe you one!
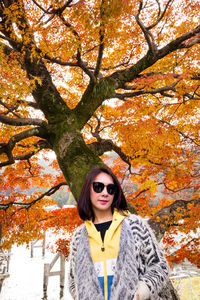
[0,0,200,275]
[45,206,82,259]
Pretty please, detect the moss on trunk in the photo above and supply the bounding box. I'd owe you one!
[51,120,105,200]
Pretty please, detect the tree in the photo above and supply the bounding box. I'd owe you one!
[0,0,200,298]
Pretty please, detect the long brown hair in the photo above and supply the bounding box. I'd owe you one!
[77,167,128,221]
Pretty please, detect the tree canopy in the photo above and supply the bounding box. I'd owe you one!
[0,0,200,284]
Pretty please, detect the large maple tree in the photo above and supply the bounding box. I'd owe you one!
[0,0,200,298]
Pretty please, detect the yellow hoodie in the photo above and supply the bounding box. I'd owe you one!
[85,209,128,300]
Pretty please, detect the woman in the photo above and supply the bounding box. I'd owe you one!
[68,167,169,300]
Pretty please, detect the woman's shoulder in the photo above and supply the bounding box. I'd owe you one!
[125,214,159,242]
[71,223,85,242]
[74,223,85,234]
[125,213,151,231]
[125,213,145,223]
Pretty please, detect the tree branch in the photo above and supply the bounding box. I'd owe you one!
[0,182,68,210]
[0,113,45,126]
[158,119,200,147]
[0,127,48,166]
[57,13,96,82]
[32,0,75,23]
[147,0,175,30]
[100,47,135,71]
[0,139,51,167]
[110,24,200,88]
[148,198,200,241]
[135,13,157,54]
[0,1,72,117]
[43,53,79,67]
[0,99,21,118]
[116,82,178,100]
[16,100,40,109]
[94,0,105,77]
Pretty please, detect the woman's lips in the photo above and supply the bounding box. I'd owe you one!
[98,200,108,205]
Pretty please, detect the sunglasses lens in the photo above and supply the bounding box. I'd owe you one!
[107,184,116,195]
[93,182,116,195]
[93,182,104,193]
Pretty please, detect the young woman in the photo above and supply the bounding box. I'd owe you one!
[68,167,169,300]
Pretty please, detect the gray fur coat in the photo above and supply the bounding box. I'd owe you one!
[68,214,169,300]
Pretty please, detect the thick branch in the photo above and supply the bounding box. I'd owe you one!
[0,113,45,126]
[0,127,48,166]
[0,1,72,121]
[73,77,116,129]
[148,198,200,241]
[110,24,200,89]
[0,139,51,167]
[87,138,143,172]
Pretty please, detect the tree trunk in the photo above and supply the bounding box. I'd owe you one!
[51,124,105,200]
[159,281,180,300]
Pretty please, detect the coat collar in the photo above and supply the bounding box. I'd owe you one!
[85,209,128,239]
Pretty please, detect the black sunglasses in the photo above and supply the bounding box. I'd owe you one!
[92,182,116,195]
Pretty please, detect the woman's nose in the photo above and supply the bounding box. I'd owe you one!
[102,186,108,195]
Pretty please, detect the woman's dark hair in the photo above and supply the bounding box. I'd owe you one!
[77,166,128,221]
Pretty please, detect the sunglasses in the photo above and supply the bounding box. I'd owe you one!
[92,182,116,195]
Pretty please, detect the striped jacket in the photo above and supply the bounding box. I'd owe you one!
[68,213,169,300]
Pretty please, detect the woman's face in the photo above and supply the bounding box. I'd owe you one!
[90,172,115,216]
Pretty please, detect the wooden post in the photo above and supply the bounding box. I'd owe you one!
[31,232,46,258]
[42,233,46,257]
[43,263,49,299]
[43,252,65,299]
[0,249,10,291]
[60,253,65,298]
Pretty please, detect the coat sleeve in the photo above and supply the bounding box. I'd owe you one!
[68,225,83,300]
[134,216,170,299]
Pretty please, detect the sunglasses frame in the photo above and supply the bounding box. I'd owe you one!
[92,181,116,195]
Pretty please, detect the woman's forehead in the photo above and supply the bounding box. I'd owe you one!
[93,172,114,183]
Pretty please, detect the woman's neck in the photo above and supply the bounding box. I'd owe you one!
[93,210,113,224]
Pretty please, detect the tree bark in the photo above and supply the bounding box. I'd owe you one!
[159,281,180,300]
